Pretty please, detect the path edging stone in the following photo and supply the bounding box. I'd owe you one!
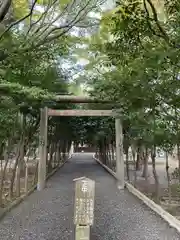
[0,154,72,221]
[93,154,180,234]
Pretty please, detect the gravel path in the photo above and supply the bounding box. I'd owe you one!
[0,153,180,240]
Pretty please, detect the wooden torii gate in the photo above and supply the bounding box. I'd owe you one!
[37,95,124,191]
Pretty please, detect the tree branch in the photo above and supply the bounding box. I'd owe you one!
[0,0,103,61]
[24,0,58,44]
[145,0,170,44]
[34,0,93,46]
[40,0,91,41]
[0,0,37,41]
[28,0,59,38]
[0,0,12,23]
[32,2,71,42]
[143,0,165,39]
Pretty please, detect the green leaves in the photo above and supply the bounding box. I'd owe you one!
[12,0,29,19]
[77,0,180,152]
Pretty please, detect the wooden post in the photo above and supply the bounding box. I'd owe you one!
[37,107,48,191]
[115,118,124,189]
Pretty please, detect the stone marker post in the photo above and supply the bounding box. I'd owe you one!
[73,177,95,240]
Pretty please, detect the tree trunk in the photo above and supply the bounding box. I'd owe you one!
[62,140,67,161]
[177,144,180,183]
[151,146,160,203]
[0,142,9,206]
[165,152,171,204]
[125,148,130,181]
[0,142,5,160]
[15,165,20,197]
[67,140,71,154]
[105,138,110,168]
[108,142,113,170]
[19,113,26,175]
[9,134,23,199]
[58,141,62,164]
[24,164,28,193]
[0,0,12,23]
[16,132,26,197]
[48,142,55,172]
[132,146,137,186]
[142,147,149,180]
[33,161,38,186]
[111,142,115,171]
[74,141,79,152]
[55,141,60,167]
[98,141,103,163]
[136,146,141,170]
[9,153,19,199]
[124,136,130,181]
[102,138,106,165]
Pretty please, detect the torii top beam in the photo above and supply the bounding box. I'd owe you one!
[55,95,111,103]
